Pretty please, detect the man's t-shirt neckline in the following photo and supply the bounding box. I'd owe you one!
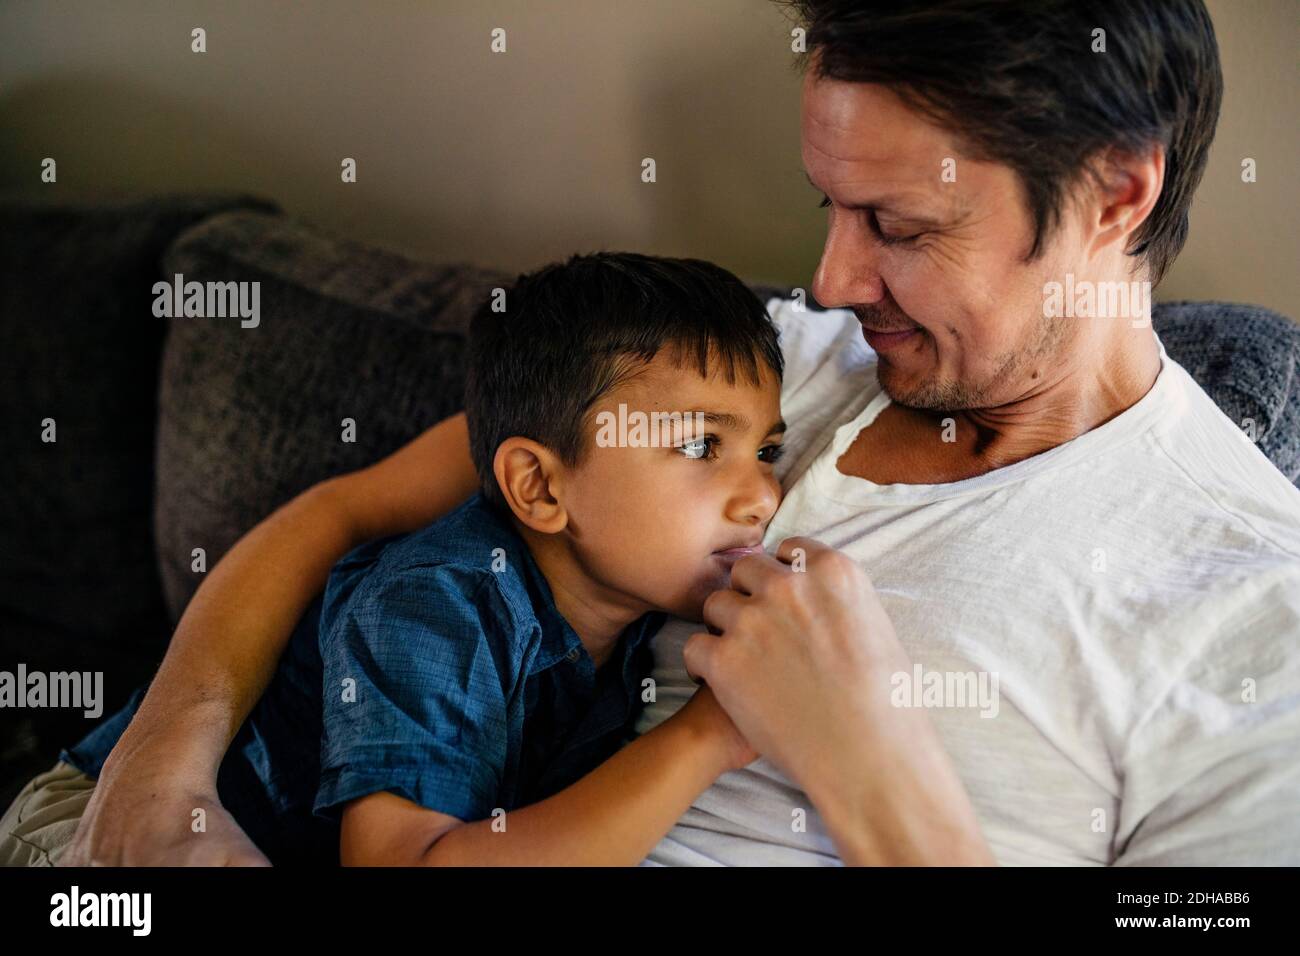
[809,333,1187,507]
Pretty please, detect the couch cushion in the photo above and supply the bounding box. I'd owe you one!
[153,210,507,622]
[0,194,279,670]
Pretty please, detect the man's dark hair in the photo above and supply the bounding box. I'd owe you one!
[781,0,1222,285]
[464,251,784,515]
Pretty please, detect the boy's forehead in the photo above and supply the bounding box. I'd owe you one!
[614,348,778,400]
[618,348,769,390]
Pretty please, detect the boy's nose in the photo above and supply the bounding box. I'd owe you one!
[730,472,780,527]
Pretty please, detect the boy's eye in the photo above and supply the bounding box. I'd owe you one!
[679,437,716,461]
[759,443,786,464]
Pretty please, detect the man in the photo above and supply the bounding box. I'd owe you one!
[62,0,1299,865]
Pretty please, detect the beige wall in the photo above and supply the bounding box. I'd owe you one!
[1,0,1294,315]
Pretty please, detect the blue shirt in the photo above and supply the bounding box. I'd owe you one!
[62,494,665,864]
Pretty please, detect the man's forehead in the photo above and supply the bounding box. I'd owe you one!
[804,71,952,146]
[800,75,980,218]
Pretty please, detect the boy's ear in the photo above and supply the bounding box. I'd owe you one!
[492,438,569,534]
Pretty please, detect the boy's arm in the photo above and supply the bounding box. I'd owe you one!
[340,687,748,867]
[62,413,478,866]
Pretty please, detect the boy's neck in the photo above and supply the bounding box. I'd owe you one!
[511,520,652,670]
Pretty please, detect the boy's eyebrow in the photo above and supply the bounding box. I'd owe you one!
[688,411,788,436]
[688,411,747,432]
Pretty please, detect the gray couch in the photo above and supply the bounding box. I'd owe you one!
[2,193,1297,805]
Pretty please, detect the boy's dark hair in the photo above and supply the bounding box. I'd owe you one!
[780,0,1222,286]
[464,252,784,515]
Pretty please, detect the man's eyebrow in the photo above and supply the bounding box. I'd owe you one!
[804,169,946,226]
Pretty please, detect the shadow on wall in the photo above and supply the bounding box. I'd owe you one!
[0,72,500,271]
[632,20,823,288]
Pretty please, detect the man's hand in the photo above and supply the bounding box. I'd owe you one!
[59,736,269,867]
[683,536,994,865]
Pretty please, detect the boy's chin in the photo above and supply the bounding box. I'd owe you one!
[678,602,708,625]
[673,579,733,624]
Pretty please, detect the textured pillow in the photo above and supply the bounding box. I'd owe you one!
[153,210,508,622]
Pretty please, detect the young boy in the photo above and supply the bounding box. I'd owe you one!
[0,251,787,866]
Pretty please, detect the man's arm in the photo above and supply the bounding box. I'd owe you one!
[62,413,478,866]
[340,686,753,866]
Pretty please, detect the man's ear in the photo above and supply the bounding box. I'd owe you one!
[492,437,569,534]
[1086,145,1166,266]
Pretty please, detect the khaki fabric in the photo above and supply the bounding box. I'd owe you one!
[0,761,95,867]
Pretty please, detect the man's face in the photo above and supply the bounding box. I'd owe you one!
[801,71,1088,411]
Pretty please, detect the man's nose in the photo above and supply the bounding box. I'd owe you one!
[812,217,886,309]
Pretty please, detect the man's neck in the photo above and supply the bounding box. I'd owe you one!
[840,327,1163,484]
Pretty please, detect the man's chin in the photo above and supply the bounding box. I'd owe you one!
[877,364,979,412]
[877,365,941,410]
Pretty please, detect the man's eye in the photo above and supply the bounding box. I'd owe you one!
[679,437,716,461]
[873,211,921,246]
[759,444,786,464]
[878,231,921,247]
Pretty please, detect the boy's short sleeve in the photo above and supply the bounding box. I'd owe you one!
[314,563,518,823]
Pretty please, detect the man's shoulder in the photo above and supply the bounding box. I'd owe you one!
[1148,360,1300,562]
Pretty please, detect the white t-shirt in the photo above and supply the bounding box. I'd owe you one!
[636,298,1300,866]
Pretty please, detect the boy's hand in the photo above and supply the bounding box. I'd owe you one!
[676,683,759,773]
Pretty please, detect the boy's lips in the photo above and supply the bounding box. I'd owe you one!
[712,542,765,558]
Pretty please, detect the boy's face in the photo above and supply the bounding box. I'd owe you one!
[559,349,785,622]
